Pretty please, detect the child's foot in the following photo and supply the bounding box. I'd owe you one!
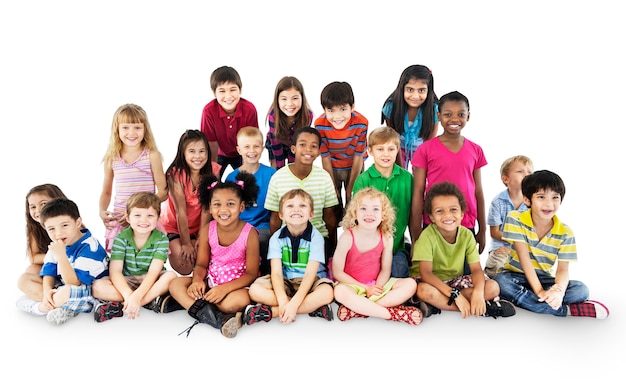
[47,308,79,325]
[337,304,368,321]
[155,294,184,314]
[16,295,46,316]
[243,303,272,325]
[309,303,333,321]
[483,300,516,318]
[568,300,610,319]
[387,305,423,325]
[94,301,124,322]
[418,301,441,318]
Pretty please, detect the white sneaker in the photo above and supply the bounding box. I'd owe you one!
[16,295,46,316]
[47,308,79,325]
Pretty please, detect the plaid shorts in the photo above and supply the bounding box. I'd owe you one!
[414,274,489,289]
[63,284,96,313]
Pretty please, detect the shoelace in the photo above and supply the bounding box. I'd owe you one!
[178,320,199,338]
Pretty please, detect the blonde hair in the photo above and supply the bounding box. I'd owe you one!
[500,155,534,185]
[237,126,264,144]
[102,104,160,166]
[279,189,314,212]
[368,126,400,148]
[340,187,396,237]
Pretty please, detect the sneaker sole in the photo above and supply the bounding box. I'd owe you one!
[94,302,124,323]
[221,312,242,338]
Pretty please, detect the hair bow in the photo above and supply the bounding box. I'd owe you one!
[207,181,218,190]
[235,180,244,189]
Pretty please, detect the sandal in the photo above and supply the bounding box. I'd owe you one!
[337,304,368,321]
[387,305,423,325]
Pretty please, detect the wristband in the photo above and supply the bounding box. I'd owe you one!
[447,287,461,306]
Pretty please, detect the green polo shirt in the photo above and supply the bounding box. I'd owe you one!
[352,163,413,254]
[111,227,169,275]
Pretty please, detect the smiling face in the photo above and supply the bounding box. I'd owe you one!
[118,122,145,148]
[184,139,209,172]
[404,78,428,110]
[236,135,263,165]
[323,103,352,130]
[279,195,313,227]
[438,100,470,136]
[278,87,303,118]
[209,188,244,226]
[291,131,320,165]
[527,189,561,223]
[28,192,53,223]
[428,195,464,237]
[43,215,83,246]
[356,196,383,230]
[126,206,159,235]
[214,81,241,114]
[369,141,398,172]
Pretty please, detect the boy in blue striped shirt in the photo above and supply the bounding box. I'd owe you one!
[92,192,180,322]
[494,170,609,318]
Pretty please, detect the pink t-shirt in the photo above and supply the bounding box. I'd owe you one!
[411,137,487,230]
[206,220,253,287]
[344,229,384,285]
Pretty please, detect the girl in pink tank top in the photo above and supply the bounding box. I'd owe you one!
[332,187,423,325]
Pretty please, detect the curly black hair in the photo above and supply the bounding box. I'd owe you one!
[197,171,259,211]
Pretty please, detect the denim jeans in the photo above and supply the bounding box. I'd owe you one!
[494,271,589,316]
[391,250,410,278]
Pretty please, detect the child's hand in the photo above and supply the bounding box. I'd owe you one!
[470,292,486,316]
[49,240,66,261]
[538,286,564,310]
[187,280,206,300]
[203,284,227,304]
[455,294,471,318]
[365,285,383,298]
[180,244,197,266]
[43,289,56,310]
[123,294,142,319]
[100,210,115,228]
[493,246,510,257]
[279,300,298,324]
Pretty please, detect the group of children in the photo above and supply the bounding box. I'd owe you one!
[16,64,609,338]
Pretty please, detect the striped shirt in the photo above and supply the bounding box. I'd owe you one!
[502,210,577,277]
[264,164,339,237]
[111,227,169,276]
[111,149,156,220]
[315,111,368,171]
[267,222,327,279]
[265,108,314,169]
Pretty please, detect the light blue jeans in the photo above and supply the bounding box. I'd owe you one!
[494,271,589,316]
[391,250,410,278]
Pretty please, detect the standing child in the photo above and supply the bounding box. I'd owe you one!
[410,91,488,257]
[411,182,515,319]
[226,126,276,276]
[92,192,179,322]
[484,155,534,278]
[333,188,422,325]
[265,76,314,169]
[381,64,439,170]
[244,189,334,325]
[353,127,413,278]
[99,103,168,253]
[162,129,221,275]
[16,198,109,325]
[200,65,259,178]
[168,173,260,338]
[315,81,368,222]
[264,127,339,269]
[494,170,609,318]
[18,184,70,300]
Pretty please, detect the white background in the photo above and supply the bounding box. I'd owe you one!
[1,1,623,378]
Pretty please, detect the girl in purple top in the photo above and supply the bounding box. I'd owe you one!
[265,76,314,169]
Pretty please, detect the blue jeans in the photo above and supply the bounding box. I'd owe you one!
[494,271,589,316]
[391,250,410,278]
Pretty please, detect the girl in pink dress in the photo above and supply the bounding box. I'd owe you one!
[99,104,168,253]
[168,172,260,338]
[332,187,422,325]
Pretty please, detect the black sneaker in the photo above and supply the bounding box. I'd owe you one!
[94,301,124,322]
[156,294,184,313]
[484,300,516,319]
[418,301,441,318]
[217,311,243,338]
[243,303,272,325]
[308,303,333,321]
